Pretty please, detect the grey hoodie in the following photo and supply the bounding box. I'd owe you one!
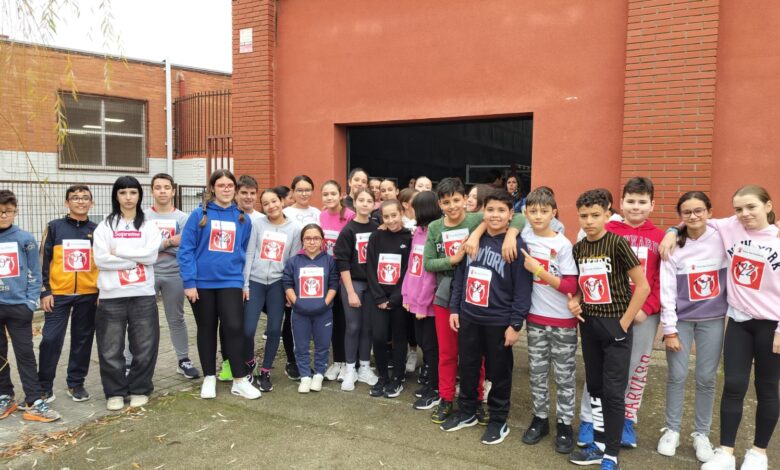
[243,216,302,288]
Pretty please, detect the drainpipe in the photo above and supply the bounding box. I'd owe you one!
[165,59,173,176]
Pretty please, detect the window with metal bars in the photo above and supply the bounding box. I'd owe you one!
[58,92,148,171]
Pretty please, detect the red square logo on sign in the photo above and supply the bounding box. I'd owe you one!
[731,254,765,291]
[119,265,147,286]
[409,246,424,277]
[533,257,550,285]
[209,221,236,253]
[579,274,611,304]
[465,266,492,307]
[259,231,286,263]
[62,239,92,273]
[356,232,371,264]
[299,267,324,299]
[0,243,20,279]
[688,271,720,301]
[377,254,402,285]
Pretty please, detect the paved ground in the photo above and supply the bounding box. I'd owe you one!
[1,304,777,469]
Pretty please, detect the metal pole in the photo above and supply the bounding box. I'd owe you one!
[165,59,174,176]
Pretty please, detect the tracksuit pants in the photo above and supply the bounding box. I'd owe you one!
[291,309,333,378]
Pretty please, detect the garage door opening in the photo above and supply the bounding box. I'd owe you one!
[347,116,533,192]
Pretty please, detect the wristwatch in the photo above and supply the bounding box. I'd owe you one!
[510,323,523,332]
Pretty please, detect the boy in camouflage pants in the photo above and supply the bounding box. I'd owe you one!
[518,188,579,453]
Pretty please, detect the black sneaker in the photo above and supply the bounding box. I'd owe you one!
[431,399,453,424]
[384,379,403,398]
[177,358,200,379]
[414,385,430,398]
[369,377,387,397]
[67,385,91,402]
[568,443,604,466]
[476,403,490,426]
[417,364,430,385]
[522,415,550,445]
[258,371,273,392]
[285,362,301,381]
[555,421,575,454]
[413,389,440,410]
[440,411,477,432]
[481,421,510,445]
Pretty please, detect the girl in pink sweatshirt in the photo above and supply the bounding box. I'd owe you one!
[401,191,441,411]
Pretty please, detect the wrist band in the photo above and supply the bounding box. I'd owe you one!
[665,227,680,234]
[663,333,678,339]
[534,266,544,277]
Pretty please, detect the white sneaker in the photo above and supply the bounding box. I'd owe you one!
[657,428,680,456]
[311,373,324,392]
[740,449,768,470]
[483,379,492,403]
[129,395,149,408]
[340,368,358,391]
[324,362,342,381]
[405,350,418,373]
[231,377,261,400]
[336,365,348,382]
[702,448,736,470]
[106,396,124,411]
[692,432,715,462]
[201,375,217,399]
[357,366,379,386]
[298,376,312,393]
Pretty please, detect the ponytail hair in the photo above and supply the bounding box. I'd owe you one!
[734,185,775,225]
[199,170,244,228]
[675,191,711,248]
[322,179,347,222]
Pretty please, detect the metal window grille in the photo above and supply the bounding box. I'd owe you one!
[58,92,148,172]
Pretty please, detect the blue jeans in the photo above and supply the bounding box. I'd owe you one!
[243,280,285,370]
[95,296,159,398]
[38,294,97,391]
[291,309,333,378]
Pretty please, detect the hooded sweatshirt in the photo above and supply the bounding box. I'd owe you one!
[243,215,302,287]
[365,227,412,307]
[0,225,41,311]
[319,207,355,256]
[710,216,780,333]
[178,201,252,290]
[334,219,378,280]
[93,217,161,299]
[450,232,532,327]
[402,226,437,316]
[40,215,98,297]
[660,226,728,335]
[606,219,665,315]
[144,207,190,277]
[282,251,339,316]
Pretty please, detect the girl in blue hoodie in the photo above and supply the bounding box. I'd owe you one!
[282,224,339,394]
[178,170,260,401]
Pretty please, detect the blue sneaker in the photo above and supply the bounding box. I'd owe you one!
[569,443,604,466]
[621,419,636,448]
[577,421,594,447]
[601,457,620,470]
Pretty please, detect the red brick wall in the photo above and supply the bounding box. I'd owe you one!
[0,42,230,160]
[231,0,276,189]
[620,0,719,226]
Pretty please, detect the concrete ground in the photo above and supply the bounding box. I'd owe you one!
[1,304,777,469]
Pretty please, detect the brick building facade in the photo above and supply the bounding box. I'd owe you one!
[231,0,780,231]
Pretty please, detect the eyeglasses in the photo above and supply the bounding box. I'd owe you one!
[303,237,322,243]
[215,183,235,190]
[0,209,17,217]
[68,196,92,202]
[295,188,313,194]
[681,208,707,218]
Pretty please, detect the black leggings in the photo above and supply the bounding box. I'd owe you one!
[331,291,346,363]
[191,288,247,378]
[720,319,780,449]
[414,315,438,389]
[371,303,407,380]
[282,305,295,364]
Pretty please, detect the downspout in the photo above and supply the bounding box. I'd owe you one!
[165,59,173,176]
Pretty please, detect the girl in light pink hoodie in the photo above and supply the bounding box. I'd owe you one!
[402,191,441,411]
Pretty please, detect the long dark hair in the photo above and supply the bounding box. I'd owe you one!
[107,176,145,229]
[676,191,711,248]
[412,191,441,228]
[199,170,244,228]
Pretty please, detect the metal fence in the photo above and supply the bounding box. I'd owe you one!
[0,180,204,243]
[173,90,231,158]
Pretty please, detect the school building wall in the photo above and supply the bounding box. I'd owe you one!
[232,0,779,232]
[0,41,231,186]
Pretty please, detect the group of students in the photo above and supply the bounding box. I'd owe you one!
[0,169,777,470]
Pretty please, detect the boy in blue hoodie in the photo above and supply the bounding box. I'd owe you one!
[444,191,532,445]
[0,190,61,422]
